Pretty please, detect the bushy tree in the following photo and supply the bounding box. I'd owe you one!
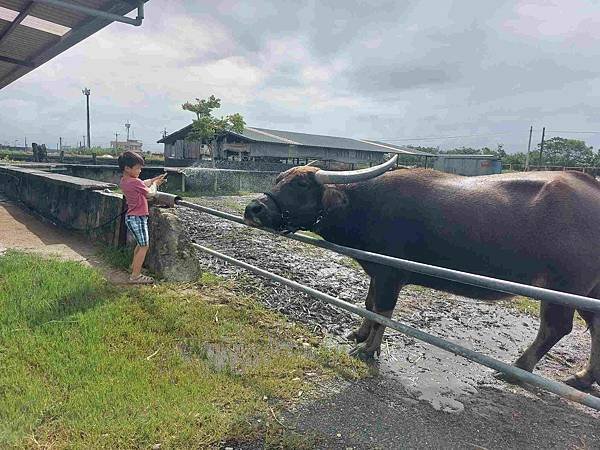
[182,95,245,165]
[537,137,598,167]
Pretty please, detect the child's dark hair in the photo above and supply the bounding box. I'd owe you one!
[118,151,145,170]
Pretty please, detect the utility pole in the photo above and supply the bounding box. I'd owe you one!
[115,132,119,149]
[82,88,91,148]
[538,127,545,166]
[24,136,27,149]
[59,137,62,152]
[524,126,533,171]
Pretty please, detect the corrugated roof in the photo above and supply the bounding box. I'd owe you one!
[158,124,434,156]
[0,0,149,90]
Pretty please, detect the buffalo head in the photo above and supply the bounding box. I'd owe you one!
[244,155,398,233]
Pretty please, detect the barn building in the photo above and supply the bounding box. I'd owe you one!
[158,125,432,167]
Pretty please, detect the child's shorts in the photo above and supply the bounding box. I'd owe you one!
[125,215,149,247]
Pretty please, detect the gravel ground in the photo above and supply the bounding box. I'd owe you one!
[178,195,600,449]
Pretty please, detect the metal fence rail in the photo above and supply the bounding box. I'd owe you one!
[190,242,600,411]
[176,200,600,313]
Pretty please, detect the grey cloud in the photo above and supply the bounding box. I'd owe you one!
[346,63,460,94]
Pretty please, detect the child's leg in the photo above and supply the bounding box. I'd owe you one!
[131,245,149,277]
[125,215,151,281]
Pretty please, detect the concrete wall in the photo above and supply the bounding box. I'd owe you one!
[165,158,293,172]
[24,164,186,194]
[0,166,124,246]
[182,168,278,194]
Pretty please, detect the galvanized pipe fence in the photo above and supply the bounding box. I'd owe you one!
[175,199,600,411]
[176,200,600,314]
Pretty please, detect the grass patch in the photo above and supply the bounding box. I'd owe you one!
[96,245,134,271]
[504,296,587,326]
[509,296,540,317]
[338,256,362,270]
[0,251,367,448]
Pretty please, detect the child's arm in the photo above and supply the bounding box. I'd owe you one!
[143,173,167,187]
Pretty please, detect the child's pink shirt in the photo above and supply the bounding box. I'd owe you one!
[120,176,149,216]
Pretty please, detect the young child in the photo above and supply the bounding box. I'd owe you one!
[117,151,167,284]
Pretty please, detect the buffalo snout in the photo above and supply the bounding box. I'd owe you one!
[244,196,280,229]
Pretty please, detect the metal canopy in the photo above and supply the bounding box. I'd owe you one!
[0,0,147,90]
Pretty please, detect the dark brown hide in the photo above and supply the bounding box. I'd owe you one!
[244,168,600,387]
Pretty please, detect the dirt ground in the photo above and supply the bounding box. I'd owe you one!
[180,194,600,449]
[0,194,129,283]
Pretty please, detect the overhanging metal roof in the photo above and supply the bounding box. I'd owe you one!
[0,0,148,90]
[158,124,434,156]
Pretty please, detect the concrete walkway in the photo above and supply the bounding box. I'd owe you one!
[0,194,129,283]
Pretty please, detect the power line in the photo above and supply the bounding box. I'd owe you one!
[546,130,600,134]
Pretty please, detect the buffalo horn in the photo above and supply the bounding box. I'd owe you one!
[314,155,398,185]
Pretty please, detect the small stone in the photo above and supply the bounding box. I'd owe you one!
[152,445,161,450]
[336,433,342,437]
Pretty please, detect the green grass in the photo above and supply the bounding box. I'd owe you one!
[96,245,134,271]
[0,251,367,448]
[504,296,587,326]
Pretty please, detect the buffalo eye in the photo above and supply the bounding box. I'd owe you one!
[294,178,309,188]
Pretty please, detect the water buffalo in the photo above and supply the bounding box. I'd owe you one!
[244,156,600,389]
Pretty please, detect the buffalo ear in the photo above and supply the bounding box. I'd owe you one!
[321,187,348,211]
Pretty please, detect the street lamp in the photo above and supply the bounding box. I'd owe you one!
[82,88,91,149]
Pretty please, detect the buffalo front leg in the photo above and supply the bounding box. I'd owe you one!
[347,280,375,343]
[513,302,575,372]
[349,270,403,359]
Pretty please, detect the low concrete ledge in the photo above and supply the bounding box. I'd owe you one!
[0,165,116,190]
[0,165,123,245]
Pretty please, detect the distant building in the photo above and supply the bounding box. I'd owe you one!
[111,139,143,152]
[431,154,502,176]
[158,124,431,167]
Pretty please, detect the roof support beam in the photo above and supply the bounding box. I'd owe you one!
[0,1,34,45]
[34,0,145,26]
[0,55,35,67]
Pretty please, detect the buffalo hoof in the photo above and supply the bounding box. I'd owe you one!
[564,375,594,391]
[346,330,368,343]
[349,342,380,360]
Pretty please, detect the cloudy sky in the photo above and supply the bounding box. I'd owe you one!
[2,0,600,153]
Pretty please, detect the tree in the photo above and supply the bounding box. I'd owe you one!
[182,95,245,165]
[538,137,597,167]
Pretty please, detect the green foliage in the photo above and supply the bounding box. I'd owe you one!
[409,137,600,169]
[0,251,366,448]
[66,146,118,156]
[182,95,245,159]
[537,137,598,167]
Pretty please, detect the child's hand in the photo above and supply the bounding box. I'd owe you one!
[152,173,167,186]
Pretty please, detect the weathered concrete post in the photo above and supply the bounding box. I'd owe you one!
[144,207,201,282]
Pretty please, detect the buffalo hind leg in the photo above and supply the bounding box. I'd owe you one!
[347,280,375,343]
[565,285,600,389]
[513,302,575,372]
[349,270,402,359]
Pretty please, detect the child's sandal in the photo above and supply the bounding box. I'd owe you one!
[129,274,154,284]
